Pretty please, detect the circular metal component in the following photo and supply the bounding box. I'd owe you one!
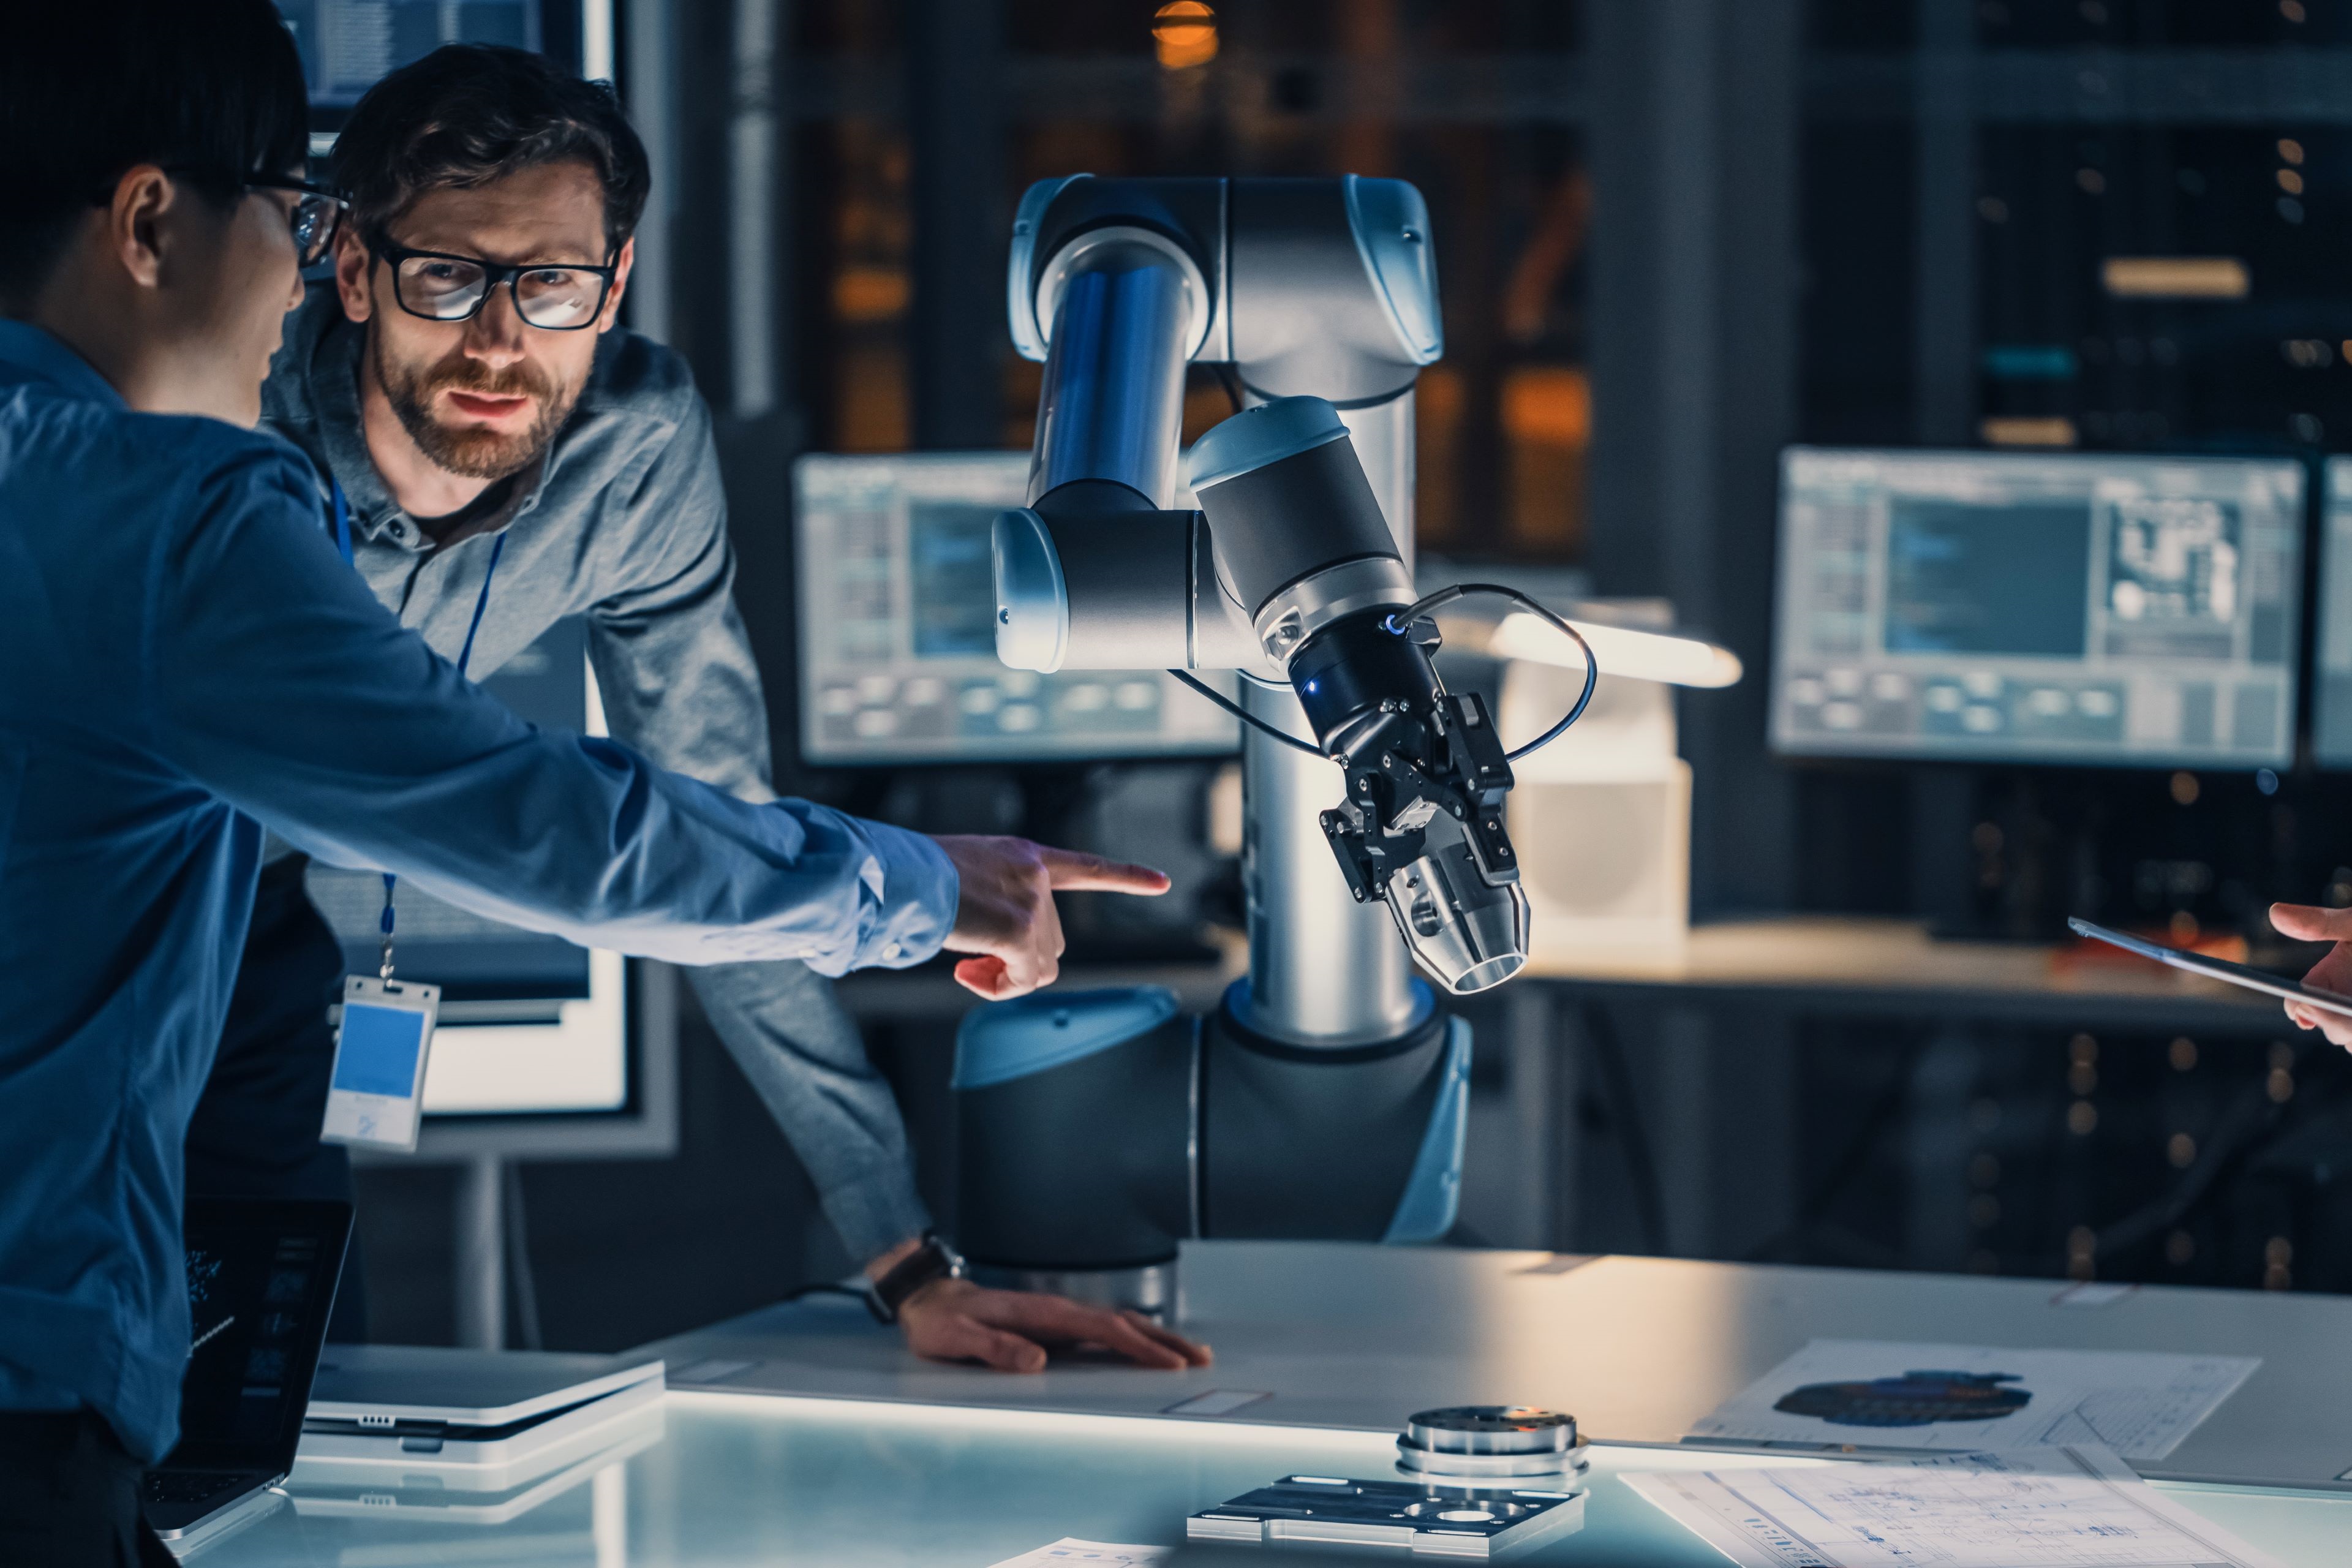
[1395,1441,1591,1482]
[1395,1406,1585,1485]
[1406,1406,1579,1455]
[1251,556,1417,668]
[1032,225,1212,363]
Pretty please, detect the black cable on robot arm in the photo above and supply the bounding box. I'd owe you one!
[1167,582,1599,762]
[1166,668,1327,756]
[1384,582,1599,761]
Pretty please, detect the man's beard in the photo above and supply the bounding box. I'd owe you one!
[371,336,578,483]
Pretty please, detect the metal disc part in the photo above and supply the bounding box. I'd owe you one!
[1403,1406,1579,1457]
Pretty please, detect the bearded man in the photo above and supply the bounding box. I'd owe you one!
[197,43,1207,1376]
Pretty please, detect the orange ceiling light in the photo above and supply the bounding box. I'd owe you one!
[1153,1,1218,70]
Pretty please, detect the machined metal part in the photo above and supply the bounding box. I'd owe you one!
[1028,232,1201,509]
[1033,225,1212,363]
[1189,1473,1586,1558]
[969,1262,1174,1318]
[1396,1406,1589,1485]
[1386,836,1531,995]
[1253,555,1419,668]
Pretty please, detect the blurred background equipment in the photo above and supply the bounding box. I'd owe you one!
[307,0,2352,1361]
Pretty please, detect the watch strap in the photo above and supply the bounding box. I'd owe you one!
[870,1233,964,1322]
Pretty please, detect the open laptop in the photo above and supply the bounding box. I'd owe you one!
[142,1197,352,1552]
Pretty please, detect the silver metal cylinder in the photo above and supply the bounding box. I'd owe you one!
[1028,232,1202,508]
[1236,391,1422,1046]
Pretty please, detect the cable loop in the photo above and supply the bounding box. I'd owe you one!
[1167,582,1597,763]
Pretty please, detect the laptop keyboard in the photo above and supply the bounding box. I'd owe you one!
[143,1472,246,1507]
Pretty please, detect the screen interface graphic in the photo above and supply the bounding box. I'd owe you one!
[1772,448,2303,767]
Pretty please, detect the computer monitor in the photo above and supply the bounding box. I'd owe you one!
[1771,447,2304,768]
[305,619,666,1154]
[2313,459,2352,768]
[793,452,1241,764]
[275,2,598,118]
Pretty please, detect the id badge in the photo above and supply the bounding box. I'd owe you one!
[322,975,440,1153]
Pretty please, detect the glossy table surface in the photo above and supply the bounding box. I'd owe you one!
[640,1241,2352,1491]
[201,1391,2352,1567]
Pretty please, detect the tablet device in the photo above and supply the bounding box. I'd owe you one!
[2067,918,2352,1020]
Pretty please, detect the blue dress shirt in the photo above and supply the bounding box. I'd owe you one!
[0,320,956,1462]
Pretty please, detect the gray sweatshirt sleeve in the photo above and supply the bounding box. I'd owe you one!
[582,395,932,1264]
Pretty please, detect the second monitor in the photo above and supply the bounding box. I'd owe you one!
[794,452,1240,764]
[1772,447,2304,769]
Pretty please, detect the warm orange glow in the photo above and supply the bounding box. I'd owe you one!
[1980,417,2078,448]
[2279,137,2306,165]
[2278,168,2305,195]
[2100,257,2248,298]
[832,266,909,322]
[1501,366,1592,447]
[1153,1,1218,69]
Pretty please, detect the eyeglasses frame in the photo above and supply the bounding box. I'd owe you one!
[366,236,620,333]
[91,168,350,269]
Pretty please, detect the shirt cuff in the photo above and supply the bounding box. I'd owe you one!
[852,820,957,969]
[815,1161,936,1270]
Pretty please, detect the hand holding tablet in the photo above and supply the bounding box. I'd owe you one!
[2068,915,2352,1049]
[2266,904,2352,1047]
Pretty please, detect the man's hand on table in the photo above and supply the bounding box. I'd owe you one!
[890,1276,1212,1374]
[932,835,1170,1000]
[2267,902,2352,1047]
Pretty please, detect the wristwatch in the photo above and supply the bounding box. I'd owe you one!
[868,1231,967,1323]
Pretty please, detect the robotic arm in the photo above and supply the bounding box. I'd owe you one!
[987,177,1540,998]
[953,175,1581,1308]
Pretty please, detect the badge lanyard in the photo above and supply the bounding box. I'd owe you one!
[329,479,505,979]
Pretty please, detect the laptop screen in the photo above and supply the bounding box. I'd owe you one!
[162,1199,353,1473]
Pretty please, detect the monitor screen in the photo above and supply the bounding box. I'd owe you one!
[794,452,1241,764]
[1771,448,2304,767]
[306,617,627,1117]
[275,2,586,115]
[2313,459,2352,768]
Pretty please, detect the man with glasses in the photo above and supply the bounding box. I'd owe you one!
[205,43,1212,1376]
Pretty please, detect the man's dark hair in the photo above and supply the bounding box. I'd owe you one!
[333,46,650,258]
[0,0,310,305]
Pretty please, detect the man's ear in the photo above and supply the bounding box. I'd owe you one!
[106,166,176,290]
[333,228,374,323]
[597,235,635,334]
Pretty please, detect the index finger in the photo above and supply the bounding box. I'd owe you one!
[1038,848,1171,895]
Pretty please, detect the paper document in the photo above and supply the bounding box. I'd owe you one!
[1624,1445,2289,1568]
[1685,1340,2258,1461]
[986,1540,1169,1568]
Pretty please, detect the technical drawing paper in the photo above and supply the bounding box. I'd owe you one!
[985,1540,1170,1568]
[1685,1340,2258,1460]
[1624,1445,2288,1568]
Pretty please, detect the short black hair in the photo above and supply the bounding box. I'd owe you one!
[0,0,309,305]
[333,46,650,258]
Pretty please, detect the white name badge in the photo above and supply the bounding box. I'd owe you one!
[321,974,440,1153]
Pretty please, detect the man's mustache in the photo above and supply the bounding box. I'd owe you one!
[422,361,551,404]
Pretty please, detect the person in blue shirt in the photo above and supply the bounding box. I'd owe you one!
[0,4,1167,1559]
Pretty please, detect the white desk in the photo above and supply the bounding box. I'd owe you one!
[202,1393,2352,1566]
[197,1241,2352,1564]
[638,1242,2352,1491]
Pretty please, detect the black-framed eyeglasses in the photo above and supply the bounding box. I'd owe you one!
[243,176,348,269]
[98,169,348,268]
[370,238,619,331]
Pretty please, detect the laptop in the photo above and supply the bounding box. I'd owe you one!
[298,1344,665,1487]
[142,1197,352,1552]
